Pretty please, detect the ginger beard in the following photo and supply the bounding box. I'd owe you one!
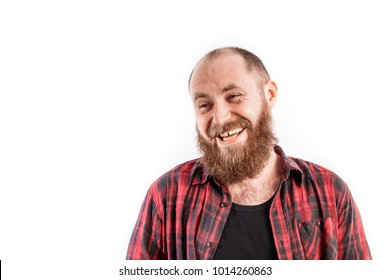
[197,105,277,186]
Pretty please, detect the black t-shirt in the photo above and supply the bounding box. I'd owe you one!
[213,195,278,260]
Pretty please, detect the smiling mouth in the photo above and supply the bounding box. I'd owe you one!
[218,127,245,141]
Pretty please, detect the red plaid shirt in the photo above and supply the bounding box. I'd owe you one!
[127,146,371,260]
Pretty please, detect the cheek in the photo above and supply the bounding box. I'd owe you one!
[196,116,211,137]
[196,119,207,133]
[242,104,263,124]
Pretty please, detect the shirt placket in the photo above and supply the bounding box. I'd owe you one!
[201,185,232,259]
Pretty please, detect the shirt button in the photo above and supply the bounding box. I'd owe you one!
[220,202,227,207]
[317,221,322,227]
[206,242,213,247]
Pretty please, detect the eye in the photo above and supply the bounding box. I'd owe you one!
[227,93,242,102]
[197,102,212,112]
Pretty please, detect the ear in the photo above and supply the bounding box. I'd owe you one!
[263,80,278,109]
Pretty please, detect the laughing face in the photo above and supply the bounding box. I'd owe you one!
[189,50,278,185]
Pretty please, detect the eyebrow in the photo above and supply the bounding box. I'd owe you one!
[193,83,243,101]
[222,83,242,93]
[193,92,209,101]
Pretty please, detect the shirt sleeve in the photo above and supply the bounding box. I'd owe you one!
[335,179,372,259]
[126,188,166,260]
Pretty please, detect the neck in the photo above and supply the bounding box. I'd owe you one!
[228,150,282,205]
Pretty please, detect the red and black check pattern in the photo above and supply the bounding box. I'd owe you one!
[127,146,371,260]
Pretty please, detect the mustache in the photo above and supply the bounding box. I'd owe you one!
[207,118,252,138]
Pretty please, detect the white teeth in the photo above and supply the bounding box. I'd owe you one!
[219,127,244,140]
[228,128,243,135]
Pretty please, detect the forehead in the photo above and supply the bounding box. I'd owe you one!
[189,52,259,97]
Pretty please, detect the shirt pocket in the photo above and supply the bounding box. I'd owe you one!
[297,217,337,259]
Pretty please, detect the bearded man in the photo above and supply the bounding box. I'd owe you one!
[126,47,371,260]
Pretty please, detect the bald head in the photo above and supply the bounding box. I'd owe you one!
[189,47,270,88]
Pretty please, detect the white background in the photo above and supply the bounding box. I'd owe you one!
[1,0,389,279]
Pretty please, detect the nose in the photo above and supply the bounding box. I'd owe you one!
[212,102,231,126]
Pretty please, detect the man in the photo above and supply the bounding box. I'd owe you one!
[126,47,371,260]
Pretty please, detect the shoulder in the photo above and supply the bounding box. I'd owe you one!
[148,158,205,198]
[153,158,203,186]
[288,155,349,195]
